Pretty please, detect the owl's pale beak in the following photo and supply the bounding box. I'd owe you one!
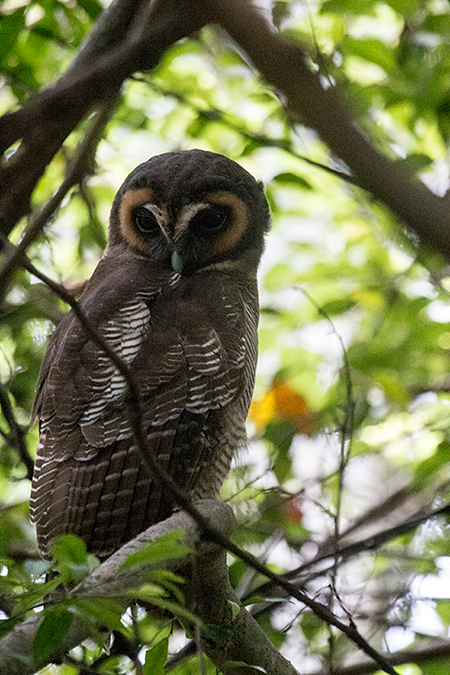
[171,250,184,274]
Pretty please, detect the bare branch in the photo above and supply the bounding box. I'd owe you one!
[209,0,450,258]
[0,382,33,481]
[307,639,450,675]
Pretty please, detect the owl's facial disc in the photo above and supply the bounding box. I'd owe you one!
[171,192,249,274]
[118,182,261,275]
[170,203,232,273]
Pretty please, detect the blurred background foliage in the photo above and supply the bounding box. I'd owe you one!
[2,0,450,673]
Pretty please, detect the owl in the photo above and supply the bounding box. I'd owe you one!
[30,149,270,559]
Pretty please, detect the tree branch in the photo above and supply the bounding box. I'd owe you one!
[0,0,212,238]
[307,639,450,675]
[243,500,450,607]
[0,381,33,481]
[209,0,450,258]
[0,500,298,675]
[0,98,116,298]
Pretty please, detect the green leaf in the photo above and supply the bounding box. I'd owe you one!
[77,0,102,19]
[12,575,62,615]
[243,596,290,606]
[228,600,241,620]
[421,658,450,675]
[272,172,313,190]
[50,534,99,582]
[0,8,25,62]
[398,153,433,173]
[33,609,73,664]
[300,611,322,640]
[0,616,22,639]
[121,530,190,569]
[436,599,450,626]
[134,595,201,625]
[384,0,418,16]
[68,597,125,632]
[343,37,397,73]
[143,636,169,675]
[50,534,87,564]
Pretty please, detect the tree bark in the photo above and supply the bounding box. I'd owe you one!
[208,0,450,259]
[0,500,298,675]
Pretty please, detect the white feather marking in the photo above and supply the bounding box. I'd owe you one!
[80,299,150,430]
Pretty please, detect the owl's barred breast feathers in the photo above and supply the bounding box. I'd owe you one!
[30,150,270,558]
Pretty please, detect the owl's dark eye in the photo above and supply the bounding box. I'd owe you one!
[190,206,231,234]
[133,207,159,234]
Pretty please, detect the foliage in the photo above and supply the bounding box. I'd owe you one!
[2,0,450,673]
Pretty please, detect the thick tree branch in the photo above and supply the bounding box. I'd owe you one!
[0,500,298,675]
[307,639,450,675]
[0,0,212,238]
[209,0,450,258]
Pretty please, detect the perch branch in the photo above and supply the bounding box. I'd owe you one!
[0,500,298,675]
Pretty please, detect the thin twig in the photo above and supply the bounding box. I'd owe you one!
[0,98,116,298]
[306,638,450,675]
[0,381,34,481]
[245,500,450,602]
[15,249,400,675]
[145,80,359,186]
[298,287,356,669]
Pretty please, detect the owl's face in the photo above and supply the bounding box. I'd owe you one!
[108,150,270,274]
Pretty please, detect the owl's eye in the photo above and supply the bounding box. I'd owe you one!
[190,206,230,234]
[133,207,159,234]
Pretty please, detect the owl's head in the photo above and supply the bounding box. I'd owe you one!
[108,150,271,275]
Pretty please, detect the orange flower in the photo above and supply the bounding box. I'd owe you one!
[249,380,315,436]
[282,494,304,525]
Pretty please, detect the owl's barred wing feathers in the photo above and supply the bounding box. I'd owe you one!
[30,260,257,557]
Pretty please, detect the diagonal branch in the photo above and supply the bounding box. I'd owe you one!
[0,98,116,299]
[14,250,399,675]
[306,639,450,675]
[209,0,450,258]
[0,0,212,239]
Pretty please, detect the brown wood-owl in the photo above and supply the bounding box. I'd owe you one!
[30,149,270,558]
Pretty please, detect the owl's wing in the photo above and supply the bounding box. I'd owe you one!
[31,265,252,556]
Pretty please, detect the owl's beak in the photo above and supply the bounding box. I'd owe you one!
[171,250,184,274]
